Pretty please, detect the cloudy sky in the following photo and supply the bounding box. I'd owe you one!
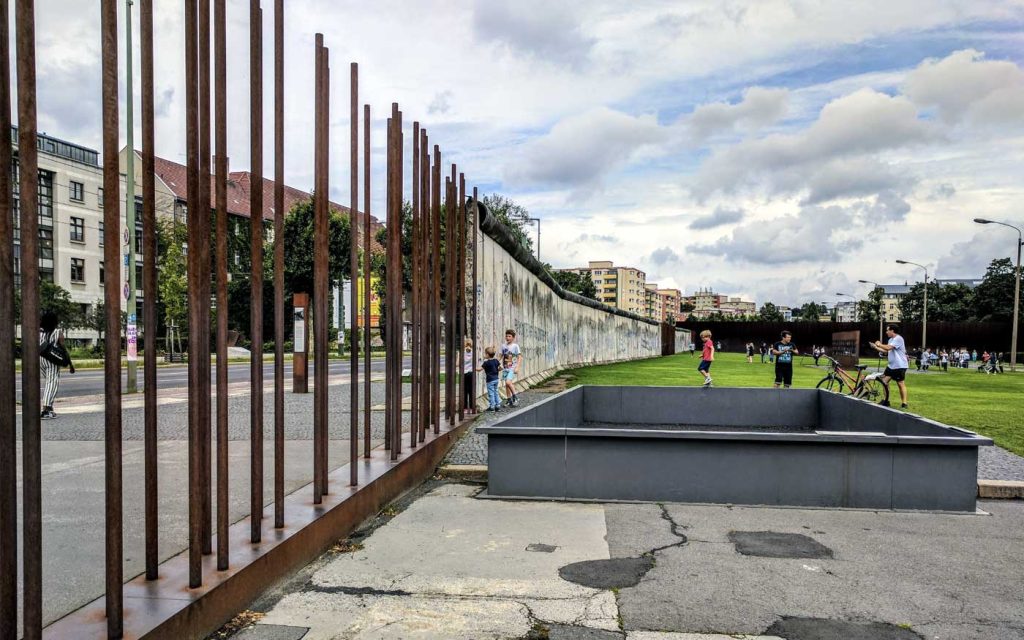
[24,0,1024,307]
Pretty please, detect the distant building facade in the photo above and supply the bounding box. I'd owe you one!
[558,260,647,316]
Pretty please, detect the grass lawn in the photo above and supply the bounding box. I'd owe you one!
[559,352,1024,457]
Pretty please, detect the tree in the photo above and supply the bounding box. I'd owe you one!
[14,280,85,330]
[758,302,784,322]
[481,194,534,254]
[157,217,188,339]
[372,201,415,342]
[897,281,975,323]
[971,257,1021,322]
[856,287,884,324]
[795,302,826,321]
[548,268,597,300]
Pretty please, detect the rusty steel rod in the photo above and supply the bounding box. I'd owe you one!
[214,0,230,568]
[471,186,479,417]
[384,115,392,453]
[349,62,359,484]
[273,0,285,529]
[445,170,455,426]
[198,0,213,557]
[431,145,441,434]
[320,49,330,493]
[16,0,41,633]
[141,0,159,581]
[249,0,264,544]
[458,173,466,420]
[362,103,371,458]
[312,34,326,501]
[418,130,428,442]
[387,106,403,458]
[410,121,420,450]
[185,0,203,590]
[0,0,14,632]
[102,0,124,633]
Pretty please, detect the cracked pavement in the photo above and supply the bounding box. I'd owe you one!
[236,483,1024,639]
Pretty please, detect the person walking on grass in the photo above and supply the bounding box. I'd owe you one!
[478,346,502,412]
[500,329,522,407]
[871,324,909,410]
[746,341,755,363]
[697,329,714,387]
[772,330,798,388]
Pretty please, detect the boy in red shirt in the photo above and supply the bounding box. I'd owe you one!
[698,329,714,387]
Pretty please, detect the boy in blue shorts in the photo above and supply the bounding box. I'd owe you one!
[500,329,522,406]
[697,329,714,386]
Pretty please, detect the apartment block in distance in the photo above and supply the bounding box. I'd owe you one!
[645,284,682,323]
[683,287,756,319]
[558,260,647,316]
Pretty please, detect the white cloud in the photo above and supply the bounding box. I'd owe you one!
[688,207,745,229]
[904,49,1024,127]
[505,107,665,190]
[686,86,789,142]
[472,0,595,70]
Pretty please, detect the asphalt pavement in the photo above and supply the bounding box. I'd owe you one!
[14,356,410,399]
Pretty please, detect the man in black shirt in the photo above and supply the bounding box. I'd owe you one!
[772,330,798,388]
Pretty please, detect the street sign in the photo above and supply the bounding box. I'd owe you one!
[123,227,130,246]
[123,282,130,300]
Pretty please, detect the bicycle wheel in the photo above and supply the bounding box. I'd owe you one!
[816,375,841,392]
[856,378,889,404]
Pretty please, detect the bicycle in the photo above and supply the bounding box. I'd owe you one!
[815,355,889,404]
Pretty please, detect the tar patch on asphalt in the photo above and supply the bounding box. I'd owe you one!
[526,621,625,639]
[229,624,310,640]
[728,530,834,559]
[526,543,558,553]
[765,617,923,639]
[557,556,655,589]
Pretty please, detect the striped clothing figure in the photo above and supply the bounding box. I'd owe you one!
[39,327,61,418]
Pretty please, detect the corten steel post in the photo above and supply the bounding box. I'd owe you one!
[16,0,42,634]
[458,173,466,420]
[410,122,420,449]
[319,49,330,493]
[349,62,359,484]
[273,0,285,528]
[214,0,230,567]
[386,106,404,459]
[384,117,392,452]
[445,171,455,426]
[362,103,371,458]
[471,187,479,416]
[102,0,125,633]
[431,145,441,434]
[312,35,327,501]
[198,0,213,557]
[185,0,203,589]
[140,0,160,581]
[249,0,265,544]
[418,130,429,441]
[0,1,15,635]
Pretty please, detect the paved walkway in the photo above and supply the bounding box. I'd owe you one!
[444,390,1024,482]
[231,480,1024,639]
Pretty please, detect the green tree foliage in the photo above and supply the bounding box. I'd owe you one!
[14,280,86,330]
[757,302,784,322]
[156,217,189,335]
[373,201,415,341]
[481,193,534,254]
[795,302,826,321]
[897,281,975,322]
[972,257,1021,322]
[856,287,884,323]
[548,268,597,300]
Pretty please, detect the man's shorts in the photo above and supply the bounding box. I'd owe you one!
[697,360,712,372]
[501,369,516,382]
[774,363,793,386]
[883,367,907,382]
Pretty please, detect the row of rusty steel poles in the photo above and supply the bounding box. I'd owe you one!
[0,0,14,636]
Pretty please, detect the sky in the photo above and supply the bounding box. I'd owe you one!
[21,0,1024,307]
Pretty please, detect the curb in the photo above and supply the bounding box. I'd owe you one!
[438,464,488,481]
[978,480,1024,499]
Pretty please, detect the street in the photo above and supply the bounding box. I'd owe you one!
[15,355,411,399]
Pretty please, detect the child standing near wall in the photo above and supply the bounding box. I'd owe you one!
[479,346,502,412]
[463,339,476,414]
[501,329,523,407]
[698,329,714,387]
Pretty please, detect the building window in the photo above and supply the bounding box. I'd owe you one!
[38,170,53,221]
[99,261,104,284]
[98,220,104,246]
[70,216,85,242]
[70,180,84,202]
[39,227,53,260]
[98,187,103,208]
[71,258,85,283]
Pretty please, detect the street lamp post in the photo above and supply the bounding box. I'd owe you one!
[896,260,929,353]
[858,279,884,341]
[974,218,1022,372]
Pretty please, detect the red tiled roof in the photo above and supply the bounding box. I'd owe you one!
[151,153,382,236]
